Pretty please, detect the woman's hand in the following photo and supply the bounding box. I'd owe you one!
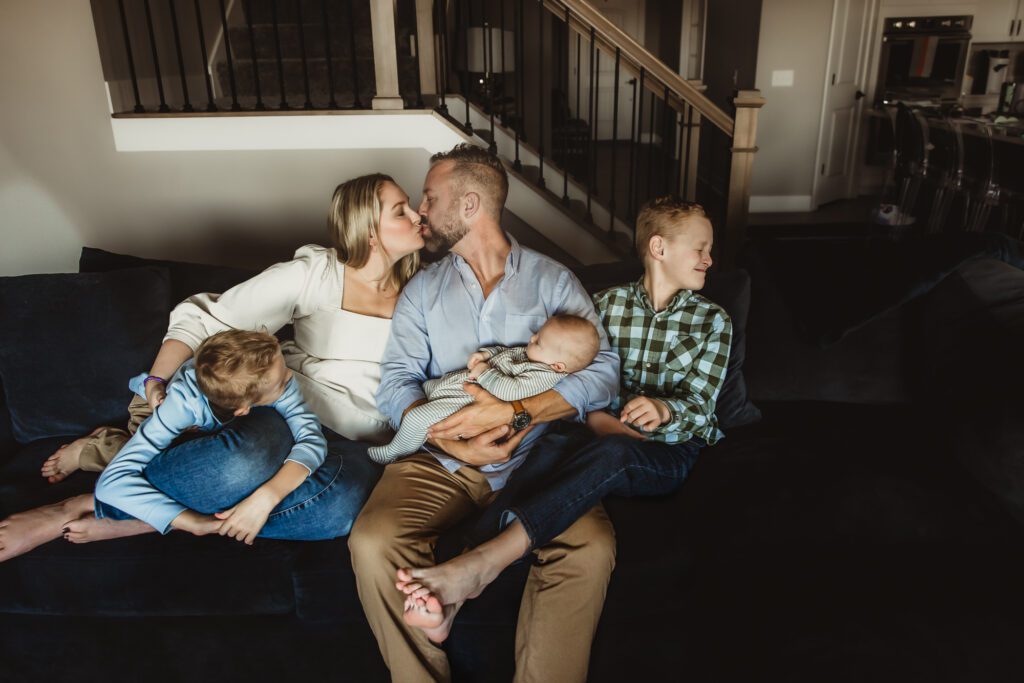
[215,489,277,546]
[619,397,671,433]
[586,410,646,440]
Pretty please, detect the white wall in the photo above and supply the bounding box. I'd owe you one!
[749,0,834,212]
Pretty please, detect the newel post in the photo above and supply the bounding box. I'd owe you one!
[369,0,405,109]
[723,89,765,268]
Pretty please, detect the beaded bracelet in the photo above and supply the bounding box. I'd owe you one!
[143,375,167,386]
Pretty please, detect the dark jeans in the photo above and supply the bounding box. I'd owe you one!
[96,407,383,540]
[467,425,702,550]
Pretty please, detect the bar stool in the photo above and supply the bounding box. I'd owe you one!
[964,125,1001,232]
[927,116,969,233]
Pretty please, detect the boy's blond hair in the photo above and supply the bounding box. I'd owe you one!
[635,196,707,264]
[194,330,281,409]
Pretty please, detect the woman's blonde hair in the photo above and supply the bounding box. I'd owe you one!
[328,173,420,292]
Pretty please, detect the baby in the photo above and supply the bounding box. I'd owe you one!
[368,314,600,463]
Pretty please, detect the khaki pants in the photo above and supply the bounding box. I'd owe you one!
[349,452,616,683]
[78,395,152,472]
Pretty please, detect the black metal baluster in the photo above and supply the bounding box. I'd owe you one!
[609,48,621,233]
[346,0,363,108]
[244,0,265,110]
[513,0,522,169]
[435,0,448,114]
[143,0,170,112]
[585,27,595,221]
[592,40,600,199]
[561,10,570,206]
[575,31,581,121]
[295,0,313,109]
[486,20,496,152]
[117,0,145,112]
[217,0,241,110]
[411,0,424,107]
[322,0,338,108]
[683,103,694,199]
[499,0,506,124]
[192,0,216,111]
[646,88,655,204]
[662,86,671,194]
[167,0,192,111]
[270,0,288,109]
[517,0,525,142]
[536,0,545,188]
[630,69,644,222]
[462,0,472,131]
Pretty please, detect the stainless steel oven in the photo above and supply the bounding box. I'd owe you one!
[876,16,972,105]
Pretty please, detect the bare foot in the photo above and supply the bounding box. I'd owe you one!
[402,593,461,643]
[0,495,94,562]
[395,549,497,607]
[63,516,153,544]
[41,428,103,483]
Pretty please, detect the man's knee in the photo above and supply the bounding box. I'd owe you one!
[553,507,617,578]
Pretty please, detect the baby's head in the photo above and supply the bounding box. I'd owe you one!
[194,330,292,416]
[526,315,600,374]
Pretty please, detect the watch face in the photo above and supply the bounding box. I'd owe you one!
[512,412,531,430]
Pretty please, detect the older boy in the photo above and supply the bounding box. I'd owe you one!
[395,197,733,642]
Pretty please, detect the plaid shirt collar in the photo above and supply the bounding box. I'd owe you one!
[629,277,693,315]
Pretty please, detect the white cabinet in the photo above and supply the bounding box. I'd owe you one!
[971,0,1024,42]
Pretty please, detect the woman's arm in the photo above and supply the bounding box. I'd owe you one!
[144,339,194,409]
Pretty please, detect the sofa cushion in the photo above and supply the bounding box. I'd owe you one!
[79,247,256,308]
[573,260,761,428]
[0,267,171,443]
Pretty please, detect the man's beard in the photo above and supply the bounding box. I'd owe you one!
[423,204,469,256]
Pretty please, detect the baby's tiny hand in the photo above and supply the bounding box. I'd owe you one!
[467,351,491,370]
[468,360,490,380]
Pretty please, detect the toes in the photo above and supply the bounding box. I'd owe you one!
[396,567,415,582]
[425,594,444,614]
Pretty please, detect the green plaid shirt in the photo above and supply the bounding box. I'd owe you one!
[593,278,732,445]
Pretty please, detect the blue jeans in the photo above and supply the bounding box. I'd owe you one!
[467,425,702,550]
[95,407,382,540]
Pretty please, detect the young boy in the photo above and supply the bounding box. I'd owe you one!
[368,314,600,463]
[392,196,733,644]
[92,329,326,544]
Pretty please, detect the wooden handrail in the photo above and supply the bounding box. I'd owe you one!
[543,0,735,136]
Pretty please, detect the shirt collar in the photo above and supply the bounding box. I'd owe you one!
[630,276,691,314]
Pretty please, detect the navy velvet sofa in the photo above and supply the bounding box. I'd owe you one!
[1,239,1022,683]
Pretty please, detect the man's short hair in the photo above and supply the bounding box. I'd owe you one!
[194,330,281,409]
[429,143,509,219]
[635,196,707,264]
[545,314,601,373]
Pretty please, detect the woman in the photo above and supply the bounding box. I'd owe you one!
[0,173,424,560]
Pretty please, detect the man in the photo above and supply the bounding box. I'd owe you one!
[349,143,619,682]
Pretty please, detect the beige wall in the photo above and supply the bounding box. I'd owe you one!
[750,0,833,205]
[0,1,434,276]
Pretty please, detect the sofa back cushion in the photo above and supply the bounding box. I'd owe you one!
[0,267,171,443]
[573,260,761,429]
[79,247,256,308]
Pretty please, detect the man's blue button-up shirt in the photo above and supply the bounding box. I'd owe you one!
[376,235,619,490]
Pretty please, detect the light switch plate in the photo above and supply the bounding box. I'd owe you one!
[771,70,795,87]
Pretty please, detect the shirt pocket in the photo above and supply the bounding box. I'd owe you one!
[504,313,546,344]
[665,334,702,376]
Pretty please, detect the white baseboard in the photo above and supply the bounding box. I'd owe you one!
[749,195,814,213]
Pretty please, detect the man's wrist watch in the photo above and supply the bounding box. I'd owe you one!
[510,399,532,432]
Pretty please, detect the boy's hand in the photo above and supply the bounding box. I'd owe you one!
[586,410,646,440]
[145,381,167,411]
[171,509,223,536]
[619,397,671,432]
[215,489,276,545]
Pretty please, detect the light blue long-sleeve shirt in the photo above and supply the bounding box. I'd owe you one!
[376,235,619,490]
[94,360,326,534]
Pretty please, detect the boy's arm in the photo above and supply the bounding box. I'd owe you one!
[93,385,200,534]
[649,311,732,437]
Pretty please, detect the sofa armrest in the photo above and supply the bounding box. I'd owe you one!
[0,378,15,464]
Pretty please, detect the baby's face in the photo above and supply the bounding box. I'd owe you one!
[525,323,572,368]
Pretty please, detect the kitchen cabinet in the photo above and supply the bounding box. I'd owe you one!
[972,0,1024,42]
